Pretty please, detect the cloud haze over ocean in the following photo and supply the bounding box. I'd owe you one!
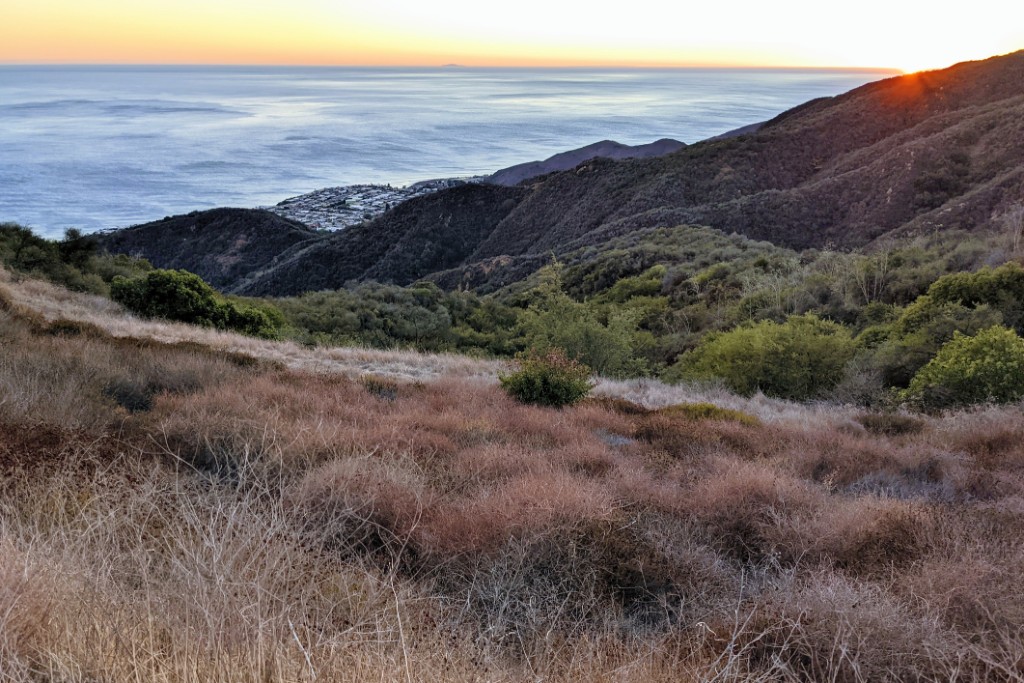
[0,65,893,237]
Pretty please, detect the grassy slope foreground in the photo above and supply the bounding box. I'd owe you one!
[2,269,1023,682]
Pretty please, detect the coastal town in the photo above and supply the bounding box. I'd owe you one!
[267,177,482,230]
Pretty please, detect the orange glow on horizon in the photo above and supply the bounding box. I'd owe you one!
[2,0,1020,72]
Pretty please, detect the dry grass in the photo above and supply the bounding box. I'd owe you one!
[2,265,871,422]
[592,376,868,428]
[3,270,1024,681]
[0,267,499,383]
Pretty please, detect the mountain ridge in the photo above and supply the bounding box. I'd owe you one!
[96,50,1024,297]
[485,138,686,186]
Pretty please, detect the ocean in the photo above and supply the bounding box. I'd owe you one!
[0,65,897,238]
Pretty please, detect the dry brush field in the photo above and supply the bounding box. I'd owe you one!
[1,269,1023,682]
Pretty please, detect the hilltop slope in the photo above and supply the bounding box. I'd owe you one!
[485,137,686,186]
[3,266,1024,682]
[238,183,528,295]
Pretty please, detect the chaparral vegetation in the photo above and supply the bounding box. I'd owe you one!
[2,257,1023,682]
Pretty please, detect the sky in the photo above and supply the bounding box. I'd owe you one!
[2,0,1021,72]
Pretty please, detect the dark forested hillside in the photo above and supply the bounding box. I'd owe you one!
[94,184,526,296]
[99,51,1024,296]
[238,183,528,296]
[94,208,321,290]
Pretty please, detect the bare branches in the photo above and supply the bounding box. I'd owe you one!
[998,203,1024,256]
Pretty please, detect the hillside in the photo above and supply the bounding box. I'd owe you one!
[485,137,686,186]
[97,51,1024,297]
[94,208,323,291]
[3,266,1024,682]
[238,183,529,295]
[466,50,1024,258]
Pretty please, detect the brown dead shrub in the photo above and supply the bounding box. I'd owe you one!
[43,317,109,339]
[434,513,732,643]
[0,543,55,670]
[0,308,258,430]
[554,443,620,478]
[783,497,935,573]
[360,373,402,400]
[424,470,614,557]
[910,551,1024,637]
[936,407,1024,470]
[289,456,432,562]
[633,414,723,460]
[0,422,122,476]
[953,425,1024,469]
[584,396,650,415]
[775,426,916,489]
[571,400,639,439]
[686,461,823,563]
[725,572,957,683]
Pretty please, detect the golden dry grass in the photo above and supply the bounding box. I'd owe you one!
[2,270,1024,682]
[0,266,499,383]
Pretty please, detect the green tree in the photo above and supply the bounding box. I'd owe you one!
[903,326,1024,409]
[925,263,1024,332]
[519,262,644,377]
[111,269,226,327]
[870,298,1003,388]
[57,228,97,270]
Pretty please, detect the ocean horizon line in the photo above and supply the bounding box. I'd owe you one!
[0,62,905,73]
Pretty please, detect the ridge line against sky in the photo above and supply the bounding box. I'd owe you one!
[3,0,1023,74]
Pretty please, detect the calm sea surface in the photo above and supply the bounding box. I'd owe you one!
[0,65,896,237]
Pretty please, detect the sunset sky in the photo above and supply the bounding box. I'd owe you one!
[2,0,1021,73]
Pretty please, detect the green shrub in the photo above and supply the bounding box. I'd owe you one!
[903,326,1024,409]
[668,314,855,400]
[926,263,1024,332]
[518,263,645,377]
[658,402,760,426]
[111,270,223,326]
[855,412,926,436]
[111,269,281,338]
[275,282,520,355]
[868,296,1004,388]
[913,150,970,210]
[223,300,283,339]
[499,348,593,407]
[600,265,666,303]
